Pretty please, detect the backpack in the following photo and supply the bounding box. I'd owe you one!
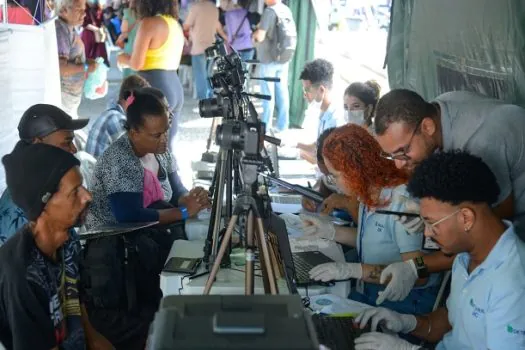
[269,5,297,63]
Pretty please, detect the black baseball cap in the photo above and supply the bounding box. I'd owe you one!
[18,104,89,142]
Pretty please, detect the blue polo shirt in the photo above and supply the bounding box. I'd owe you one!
[317,103,345,139]
[437,222,525,349]
[357,185,424,265]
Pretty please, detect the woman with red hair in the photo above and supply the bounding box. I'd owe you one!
[302,124,439,315]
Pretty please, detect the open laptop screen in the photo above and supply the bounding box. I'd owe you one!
[266,213,299,295]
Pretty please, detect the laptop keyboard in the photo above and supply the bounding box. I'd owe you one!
[292,251,334,285]
[312,314,365,350]
[293,255,314,284]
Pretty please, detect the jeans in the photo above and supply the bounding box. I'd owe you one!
[191,54,212,100]
[259,62,290,132]
[138,69,184,157]
[349,281,440,316]
[238,48,255,62]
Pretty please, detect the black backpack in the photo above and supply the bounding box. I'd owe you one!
[269,5,297,63]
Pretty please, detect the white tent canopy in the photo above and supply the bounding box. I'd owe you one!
[0,20,62,192]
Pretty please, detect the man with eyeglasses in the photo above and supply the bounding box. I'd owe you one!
[353,150,525,350]
[371,89,525,306]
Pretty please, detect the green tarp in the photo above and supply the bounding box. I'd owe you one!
[387,0,525,107]
[287,0,317,128]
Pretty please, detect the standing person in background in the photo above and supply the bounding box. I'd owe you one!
[81,0,109,67]
[295,58,344,164]
[344,80,381,128]
[252,0,296,132]
[220,0,255,62]
[184,0,228,100]
[86,74,150,158]
[117,0,184,153]
[56,0,98,118]
[116,0,139,78]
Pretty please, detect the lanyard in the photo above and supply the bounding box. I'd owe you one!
[358,205,367,263]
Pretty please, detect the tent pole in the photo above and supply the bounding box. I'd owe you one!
[2,0,7,24]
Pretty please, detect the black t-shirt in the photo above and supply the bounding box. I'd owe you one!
[0,226,85,349]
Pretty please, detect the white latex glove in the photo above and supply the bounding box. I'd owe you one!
[354,332,421,350]
[299,213,336,240]
[393,200,424,234]
[355,307,417,333]
[309,262,362,282]
[376,260,418,304]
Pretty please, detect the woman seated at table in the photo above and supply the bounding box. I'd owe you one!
[86,86,210,230]
[302,127,356,217]
[302,124,439,315]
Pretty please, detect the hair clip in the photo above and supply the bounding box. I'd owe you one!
[126,92,135,106]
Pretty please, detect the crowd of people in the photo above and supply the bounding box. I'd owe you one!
[1,0,525,350]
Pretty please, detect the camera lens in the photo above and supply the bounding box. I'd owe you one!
[199,98,227,118]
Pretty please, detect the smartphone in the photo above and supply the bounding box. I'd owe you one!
[375,210,420,218]
[163,257,201,275]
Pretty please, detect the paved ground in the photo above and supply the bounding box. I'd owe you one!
[77,30,389,188]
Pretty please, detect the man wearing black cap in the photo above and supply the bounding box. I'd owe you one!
[0,104,93,246]
[0,143,112,349]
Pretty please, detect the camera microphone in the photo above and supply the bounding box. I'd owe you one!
[243,92,272,101]
[250,77,281,83]
[264,135,281,147]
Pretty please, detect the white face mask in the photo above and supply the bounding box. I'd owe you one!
[309,99,323,111]
[345,109,365,125]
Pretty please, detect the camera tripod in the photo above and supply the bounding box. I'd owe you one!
[203,162,278,295]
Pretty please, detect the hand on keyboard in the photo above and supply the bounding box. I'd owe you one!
[355,307,417,333]
[355,332,421,350]
[309,262,362,282]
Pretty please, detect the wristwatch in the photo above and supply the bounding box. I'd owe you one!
[414,256,429,278]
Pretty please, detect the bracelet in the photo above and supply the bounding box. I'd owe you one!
[83,63,89,73]
[179,206,189,220]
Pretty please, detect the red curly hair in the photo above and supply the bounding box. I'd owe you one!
[322,124,409,207]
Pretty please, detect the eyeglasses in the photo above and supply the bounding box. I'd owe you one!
[422,209,460,235]
[325,174,336,186]
[380,119,423,161]
[303,84,319,95]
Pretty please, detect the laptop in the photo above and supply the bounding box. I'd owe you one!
[267,213,334,287]
[267,214,367,350]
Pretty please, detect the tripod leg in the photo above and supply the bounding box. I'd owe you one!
[205,117,219,152]
[203,151,222,264]
[209,150,228,265]
[245,211,255,295]
[255,217,278,295]
[203,214,238,295]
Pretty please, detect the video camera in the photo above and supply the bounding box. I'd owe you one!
[198,40,279,160]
